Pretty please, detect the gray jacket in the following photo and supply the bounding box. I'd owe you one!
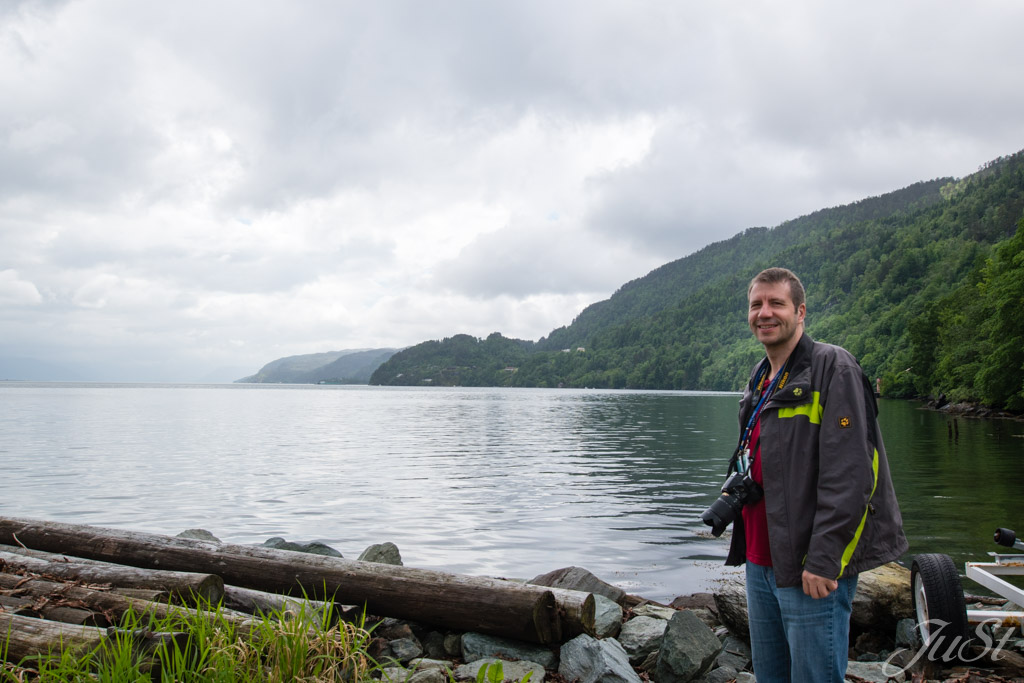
[725,333,908,587]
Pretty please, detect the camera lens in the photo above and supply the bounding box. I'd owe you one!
[701,493,745,537]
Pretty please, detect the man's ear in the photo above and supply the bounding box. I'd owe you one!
[797,303,806,324]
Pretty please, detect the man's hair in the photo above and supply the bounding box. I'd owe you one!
[748,268,805,310]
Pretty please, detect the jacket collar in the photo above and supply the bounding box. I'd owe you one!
[769,333,813,404]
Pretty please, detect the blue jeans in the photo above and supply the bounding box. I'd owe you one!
[745,562,857,683]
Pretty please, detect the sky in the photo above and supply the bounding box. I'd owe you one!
[2,1,1023,382]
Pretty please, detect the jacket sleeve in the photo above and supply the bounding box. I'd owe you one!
[802,362,878,580]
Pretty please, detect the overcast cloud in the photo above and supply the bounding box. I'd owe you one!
[2,0,1022,381]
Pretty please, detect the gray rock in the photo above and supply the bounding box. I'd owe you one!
[696,666,737,683]
[735,673,756,683]
[390,637,424,664]
[637,650,659,673]
[455,658,546,683]
[262,536,343,557]
[461,632,557,669]
[714,635,750,671]
[408,658,452,672]
[894,617,918,648]
[177,528,221,542]
[655,610,722,683]
[380,666,409,682]
[845,660,906,682]
[407,670,447,683]
[376,619,415,641]
[721,635,750,658]
[529,566,627,605]
[558,634,642,683]
[359,541,403,565]
[420,631,448,660]
[617,616,667,664]
[631,604,678,621]
[443,633,462,657]
[593,594,623,638]
[712,581,749,640]
[384,668,446,683]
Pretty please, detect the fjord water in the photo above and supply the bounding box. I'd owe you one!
[1,383,1021,602]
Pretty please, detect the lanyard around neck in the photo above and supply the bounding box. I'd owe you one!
[739,359,790,454]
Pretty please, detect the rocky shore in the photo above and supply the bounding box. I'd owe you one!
[3,518,1022,682]
[219,532,1024,683]
[922,394,1024,422]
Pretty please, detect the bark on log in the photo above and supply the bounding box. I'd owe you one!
[1,571,165,625]
[222,584,353,623]
[0,548,224,604]
[545,587,596,638]
[0,593,108,627]
[112,587,173,603]
[0,612,187,670]
[0,517,582,644]
[0,612,105,664]
[0,546,330,620]
[0,544,105,564]
[0,572,256,637]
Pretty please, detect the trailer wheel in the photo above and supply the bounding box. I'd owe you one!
[911,553,969,657]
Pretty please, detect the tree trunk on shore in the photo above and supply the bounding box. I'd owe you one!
[0,572,258,638]
[0,547,224,604]
[221,584,347,622]
[0,611,188,671]
[0,612,106,663]
[0,517,593,644]
[0,592,108,627]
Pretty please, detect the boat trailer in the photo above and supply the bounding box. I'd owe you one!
[912,527,1024,650]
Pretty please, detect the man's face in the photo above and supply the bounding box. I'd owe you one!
[748,280,806,351]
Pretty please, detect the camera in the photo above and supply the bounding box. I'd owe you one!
[700,471,764,537]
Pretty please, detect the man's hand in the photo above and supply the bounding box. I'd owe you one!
[802,570,838,599]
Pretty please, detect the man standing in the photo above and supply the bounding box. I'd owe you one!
[725,267,907,682]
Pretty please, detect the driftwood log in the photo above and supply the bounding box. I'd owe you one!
[0,611,107,663]
[0,517,596,644]
[1,544,334,620]
[0,593,106,627]
[712,561,914,639]
[0,547,224,603]
[0,610,189,670]
[221,584,355,623]
[0,572,250,630]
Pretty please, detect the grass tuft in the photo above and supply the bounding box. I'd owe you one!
[1,597,381,682]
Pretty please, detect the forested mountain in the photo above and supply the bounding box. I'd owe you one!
[537,178,950,352]
[237,348,398,384]
[371,150,1024,412]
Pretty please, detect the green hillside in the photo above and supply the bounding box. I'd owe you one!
[370,151,1024,411]
[237,348,398,384]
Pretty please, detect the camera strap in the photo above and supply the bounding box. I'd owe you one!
[732,358,790,472]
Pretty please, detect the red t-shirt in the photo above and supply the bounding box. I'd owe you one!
[742,419,772,566]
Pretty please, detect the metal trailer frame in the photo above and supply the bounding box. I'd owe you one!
[964,551,1024,628]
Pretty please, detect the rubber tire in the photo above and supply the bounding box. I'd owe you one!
[911,553,969,658]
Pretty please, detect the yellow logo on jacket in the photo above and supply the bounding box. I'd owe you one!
[839,416,852,428]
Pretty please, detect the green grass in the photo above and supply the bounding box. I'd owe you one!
[1,597,382,682]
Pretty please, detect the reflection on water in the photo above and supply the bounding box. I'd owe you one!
[878,399,1024,589]
[0,383,1021,602]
